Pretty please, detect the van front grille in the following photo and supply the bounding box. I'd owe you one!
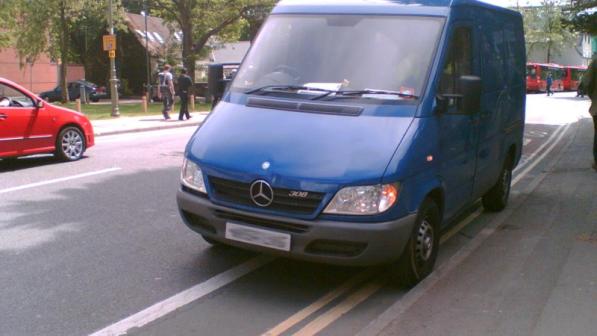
[209,176,324,215]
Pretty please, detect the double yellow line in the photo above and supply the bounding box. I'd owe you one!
[262,207,485,336]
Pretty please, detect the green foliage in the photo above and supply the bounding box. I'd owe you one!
[8,0,125,101]
[563,0,597,34]
[519,0,576,63]
[152,0,276,79]
[0,0,18,49]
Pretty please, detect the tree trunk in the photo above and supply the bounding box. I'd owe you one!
[181,20,195,82]
[59,0,69,103]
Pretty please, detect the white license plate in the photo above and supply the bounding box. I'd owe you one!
[225,222,291,252]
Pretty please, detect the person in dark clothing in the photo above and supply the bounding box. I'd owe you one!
[581,57,597,170]
[177,68,193,120]
[546,72,553,96]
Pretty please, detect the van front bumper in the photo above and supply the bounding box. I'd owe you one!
[177,189,417,266]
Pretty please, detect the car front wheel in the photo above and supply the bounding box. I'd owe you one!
[390,198,440,287]
[55,126,86,161]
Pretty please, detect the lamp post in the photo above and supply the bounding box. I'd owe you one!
[141,3,151,102]
[108,0,120,117]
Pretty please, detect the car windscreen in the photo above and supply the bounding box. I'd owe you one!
[231,14,445,101]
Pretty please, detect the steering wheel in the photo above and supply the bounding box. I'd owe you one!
[272,65,301,81]
[10,99,23,107]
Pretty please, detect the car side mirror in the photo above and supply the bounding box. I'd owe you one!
[36,100,44,109]
[459,75,481,115]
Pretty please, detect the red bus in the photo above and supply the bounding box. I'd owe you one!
[526,63,565,93]
[562,65,588,91]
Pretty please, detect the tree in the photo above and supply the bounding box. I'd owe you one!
[12,0,121,102]
[520,0,575,63]
[152,0,276,81]
[564,0,597,34]
[0,0,18,49]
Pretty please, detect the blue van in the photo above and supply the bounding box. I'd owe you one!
[177,0,526,285]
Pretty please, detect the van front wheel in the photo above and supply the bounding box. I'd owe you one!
[482,159,512,212]
[390,199,440,287]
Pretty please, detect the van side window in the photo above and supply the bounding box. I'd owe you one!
[439,27,472,94]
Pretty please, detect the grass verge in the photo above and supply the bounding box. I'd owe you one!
[56,101,210,120]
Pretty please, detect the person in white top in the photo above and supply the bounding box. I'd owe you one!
[157,64,175,120]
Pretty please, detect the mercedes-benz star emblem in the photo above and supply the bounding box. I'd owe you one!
[250,180,274,207]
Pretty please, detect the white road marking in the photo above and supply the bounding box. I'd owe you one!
[512,123,570,185]
[275,123,575,336]
[89,255,275,336]
[356,123,575,336]
[514,124,566,174]
[0,168,122,195]
[92,115,573,335]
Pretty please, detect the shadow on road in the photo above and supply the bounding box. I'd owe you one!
[0,155,91,173]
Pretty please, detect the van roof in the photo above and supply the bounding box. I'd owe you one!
[273,0,519,17]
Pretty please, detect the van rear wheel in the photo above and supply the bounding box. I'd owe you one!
[390,198,440,287]
[482,158,512,212]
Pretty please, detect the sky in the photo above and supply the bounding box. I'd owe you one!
[480,0,553,7]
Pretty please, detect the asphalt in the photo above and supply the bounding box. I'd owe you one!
[0,93,594,336]
[366,116,597,336]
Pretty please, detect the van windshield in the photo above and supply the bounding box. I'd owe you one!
[231,14,444,101]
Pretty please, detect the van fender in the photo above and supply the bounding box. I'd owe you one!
[397,170,445,222]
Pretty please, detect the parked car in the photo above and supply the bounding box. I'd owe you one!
[0,77,94,161]
[39,80,108,103]
[177,0,526,286]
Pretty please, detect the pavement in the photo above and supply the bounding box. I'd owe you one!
[91,111,209,136]
[1,92,595,336]
[361,115,597,336]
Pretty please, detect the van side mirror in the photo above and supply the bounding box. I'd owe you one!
[459,75,481,115]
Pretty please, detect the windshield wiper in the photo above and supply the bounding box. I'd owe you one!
[315,89,419,100]
[245,85,334,95]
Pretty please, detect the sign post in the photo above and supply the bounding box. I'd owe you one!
[106,0,119,117]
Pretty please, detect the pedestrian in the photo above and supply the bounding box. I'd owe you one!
[581,57,597,170]
[577,74,585,98]
[546,72,553,96]
[158,64,175,120]
[177,68,193,121]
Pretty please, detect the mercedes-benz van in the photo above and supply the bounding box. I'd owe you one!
[177,0,526,285]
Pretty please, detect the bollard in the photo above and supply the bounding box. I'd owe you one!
[190,95,195,112]
[142,95,148,114]
[75,99,81,113]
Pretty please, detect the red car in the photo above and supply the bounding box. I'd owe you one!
[0,77,94,161]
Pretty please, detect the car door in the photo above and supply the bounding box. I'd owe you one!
[0,83,53,157]
[437,25,480,219]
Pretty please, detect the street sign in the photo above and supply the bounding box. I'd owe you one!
[103,34,117,51]
[108,50,116,59]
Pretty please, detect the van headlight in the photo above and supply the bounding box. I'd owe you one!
[181,158,207,194]
[323,184,399,215]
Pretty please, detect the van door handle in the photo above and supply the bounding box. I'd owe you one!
[0,113,7,120]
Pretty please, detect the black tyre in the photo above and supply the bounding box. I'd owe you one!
[482,158,512,212]
[202,235,223,246]
[390,198,440,287]
[55,126,86,161]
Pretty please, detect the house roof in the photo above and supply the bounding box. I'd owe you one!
[125,13,182,56]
